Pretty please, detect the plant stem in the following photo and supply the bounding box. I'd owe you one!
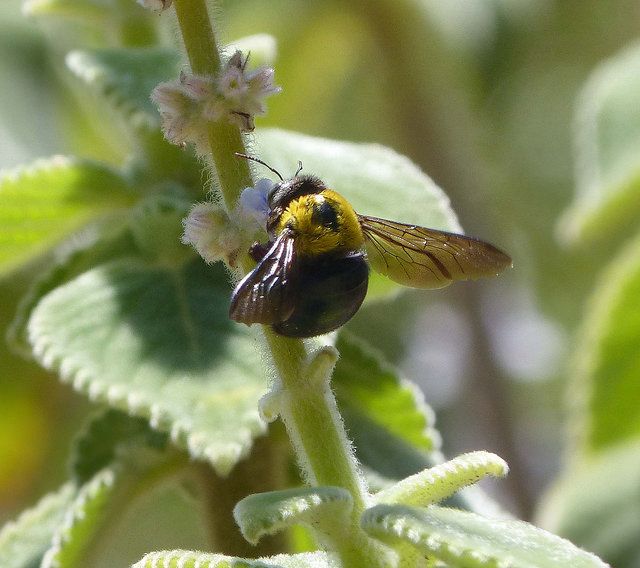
[195,434,289,557]
[267,334,365,500]
[265,331,389,567]
[173,0,252,209]
[172,3,387,564]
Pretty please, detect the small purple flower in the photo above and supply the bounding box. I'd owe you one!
[238,178,274,231]
[150,50,281,151]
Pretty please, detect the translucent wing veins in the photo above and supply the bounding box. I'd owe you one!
[359,214,512,289]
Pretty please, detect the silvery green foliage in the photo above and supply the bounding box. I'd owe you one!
[0,0,615,566]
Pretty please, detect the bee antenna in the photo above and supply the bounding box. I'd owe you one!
[234,152,284,181]
[295,160,303,176]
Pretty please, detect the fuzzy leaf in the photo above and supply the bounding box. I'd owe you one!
[0,484,76,568]
[234,487,352,545]
[375,451,508,507]
[538,440,640,568]
[254,128,462,299]
[336,382,503,517]
[7,216,136,355]
[334,332,440,454]
[66,48,181,131]
[362,504,609,568]
[8,190,193,355]
[41,468,119,568]
[71,409,168,485]
[0,156,133,274]
[561,43,640,245]
[569,232,640,451]
[330,334,502,513]
[132,550,334,568]
[27,257,267,475]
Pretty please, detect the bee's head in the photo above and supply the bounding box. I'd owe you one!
[265,175,326,236]
[234,153,327,229]
[268,175,326,210]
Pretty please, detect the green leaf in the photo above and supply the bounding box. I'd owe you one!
[71,409,168,485]
[332,334,503,517]
[561,43,640,245]
[362,504,609,568]
[569,232,640,452]
[233,487,352,545]
[8,190,191,355]
[65,48,181,131]
[27,257,267,475]
[375,451,508,507]
[0,484,76,568]
[7,215,136,355]
[0,156,134,275]
[132,551,333,568]
[254,128,462,300]
[538,440,640,568]
[60,48,201,186]
[334,332,440,454]
[41,468,119,568]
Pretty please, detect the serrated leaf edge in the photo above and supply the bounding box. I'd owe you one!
[27,279,265,476]
[362,504,610,568]
[41,468,118,568]
[0,484,76,555]
[132,549,332,568]
[234,487,353,545]
[337,331,441,452]
[66,50,160,131]
[362,505,502,566]
[374,451,508,507]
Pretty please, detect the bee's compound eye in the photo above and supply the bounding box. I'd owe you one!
[268,181,288,207]
[311,198,339,230]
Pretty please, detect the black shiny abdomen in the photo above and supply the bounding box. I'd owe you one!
[273,251,369,338]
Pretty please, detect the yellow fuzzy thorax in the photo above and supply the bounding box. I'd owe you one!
[275,189,364,256]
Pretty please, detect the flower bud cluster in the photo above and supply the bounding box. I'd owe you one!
[152,51,280,153]
[182,202,242,266]
[181,178,275,267]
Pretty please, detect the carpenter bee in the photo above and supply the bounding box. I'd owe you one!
[229,155,512,338]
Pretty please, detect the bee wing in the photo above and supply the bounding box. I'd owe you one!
[359,214,512,289]
[229,230,298,325]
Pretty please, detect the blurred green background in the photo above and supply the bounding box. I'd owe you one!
[1,0,640,564]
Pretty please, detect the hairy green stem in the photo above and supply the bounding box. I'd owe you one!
[265,331,389,567]
[265,335,365,503]
[195,435,289,557]
[173,0,252,209]
[172,2,387,564]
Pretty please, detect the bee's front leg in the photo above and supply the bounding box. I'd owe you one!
[248,241,272,262]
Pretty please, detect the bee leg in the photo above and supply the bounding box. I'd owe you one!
[249,241,271,262]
